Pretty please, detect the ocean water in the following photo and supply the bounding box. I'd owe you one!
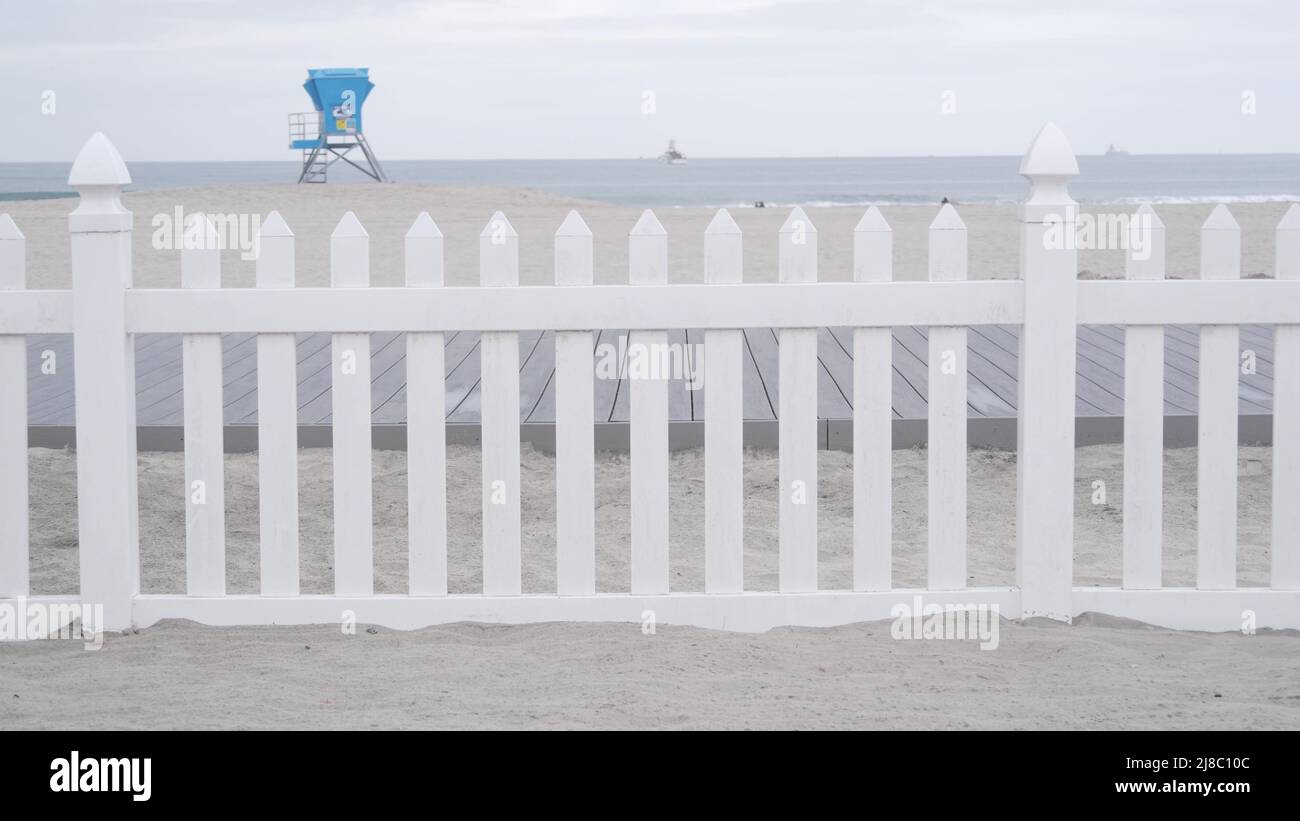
[2,154,1298,207]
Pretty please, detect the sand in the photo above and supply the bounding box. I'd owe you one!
[3,185,1297,730]
[2,186,1293,290]
[5,441,1298,730]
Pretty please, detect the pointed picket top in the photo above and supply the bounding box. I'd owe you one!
[854,207,891,282]
[556,209,591,237]
[0,214,23,241]
[1278,202,1300,231]
[332,210,368,238]
[929,202,966,231]
[481,210,517,239]
[555,210,593,286]
[1200,204,1240,280]
[855,206,890,234]
[630,208,666,237]
[780,206,817,235]
[1201,203,1239,232]
[1278,204,1300,280]
[256,210,294,289]
[405,212,442,287]
[1126,204,1165,280]
[1019,122,1079,177]
[1133,203,1165,230]
[705,208,741,235]
[406,211,441,238]
[181,213,221,288]
[68,132,131,187]
[704,209,742,284]
[259,210,293,238]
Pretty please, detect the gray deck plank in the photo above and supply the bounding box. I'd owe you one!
[24,323,1283,428]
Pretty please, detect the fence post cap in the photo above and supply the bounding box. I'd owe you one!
[929,202,966,231]
[67,132,131,187]
[630,209,665,236]
[481,210,518,238]
[779,206,816,234]
[1201,203,1239,232]
[556,209,591,237]
[1279,202,1300,232]
[332,211,368,238]
[0,214,22,241]
[854,206,890,233]
[705,208,741,235]
[1018,122,1079,177]
[260,210,293,238]
[407,211,441,238]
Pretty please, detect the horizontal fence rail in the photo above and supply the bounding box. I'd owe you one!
[0,125,1298,638]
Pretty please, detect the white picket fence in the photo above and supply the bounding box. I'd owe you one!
[1,125,1298,635]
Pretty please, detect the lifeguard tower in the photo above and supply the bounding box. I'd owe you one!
[288,68,389,183]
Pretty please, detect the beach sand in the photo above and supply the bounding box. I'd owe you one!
[3,186,1293,289]
[2,186,1297,730]
[5,441,1298,730]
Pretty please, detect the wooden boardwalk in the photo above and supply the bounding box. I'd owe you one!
[24,325,1277,426]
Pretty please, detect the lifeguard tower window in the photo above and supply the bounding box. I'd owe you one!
[288,67,389,183]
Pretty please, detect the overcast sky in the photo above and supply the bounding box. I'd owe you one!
[3,0,1297,162]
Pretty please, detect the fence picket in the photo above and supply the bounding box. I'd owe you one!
[406,212,447,595]
[0,215,27,598]
[555,210,595,595]
[1197,205,1240,590]
[629,210,670,594]
[480,211,521,595]
[704,209,744,593]
[778,207,818,592]
[330,212,373,596]
[852,207,892,591]
[256,211,299,596]
[927,205,968,589]
[1122,204,1165,589]
[181,215,226,596]
[1274,204,1300,589]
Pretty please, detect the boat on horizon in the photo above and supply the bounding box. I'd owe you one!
[659,139,688,165]
[1104,143,1130,157]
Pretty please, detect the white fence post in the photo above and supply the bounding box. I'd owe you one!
[181,214,225,596]
[0,214,27,598]
[1274,204,1300,589]
[778,206,818,592]
[256,211,300,596]
[406,212,448,596]
[480,211,521,595]
[1122,204,1165,589]
[1197,205,1240,590]
[927,203,968,589]
[853,207,892,591]
[1015,123,1078,622]
[629,210,670,595]
[555,210,596,596]
[330,211,373,596]
[69,132,138,632]
[704,208,744,593]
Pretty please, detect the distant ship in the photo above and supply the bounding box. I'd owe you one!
[659,139,688,165]
[1105,143,1129,157]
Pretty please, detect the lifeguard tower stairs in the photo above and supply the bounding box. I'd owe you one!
[289,67,389,183]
